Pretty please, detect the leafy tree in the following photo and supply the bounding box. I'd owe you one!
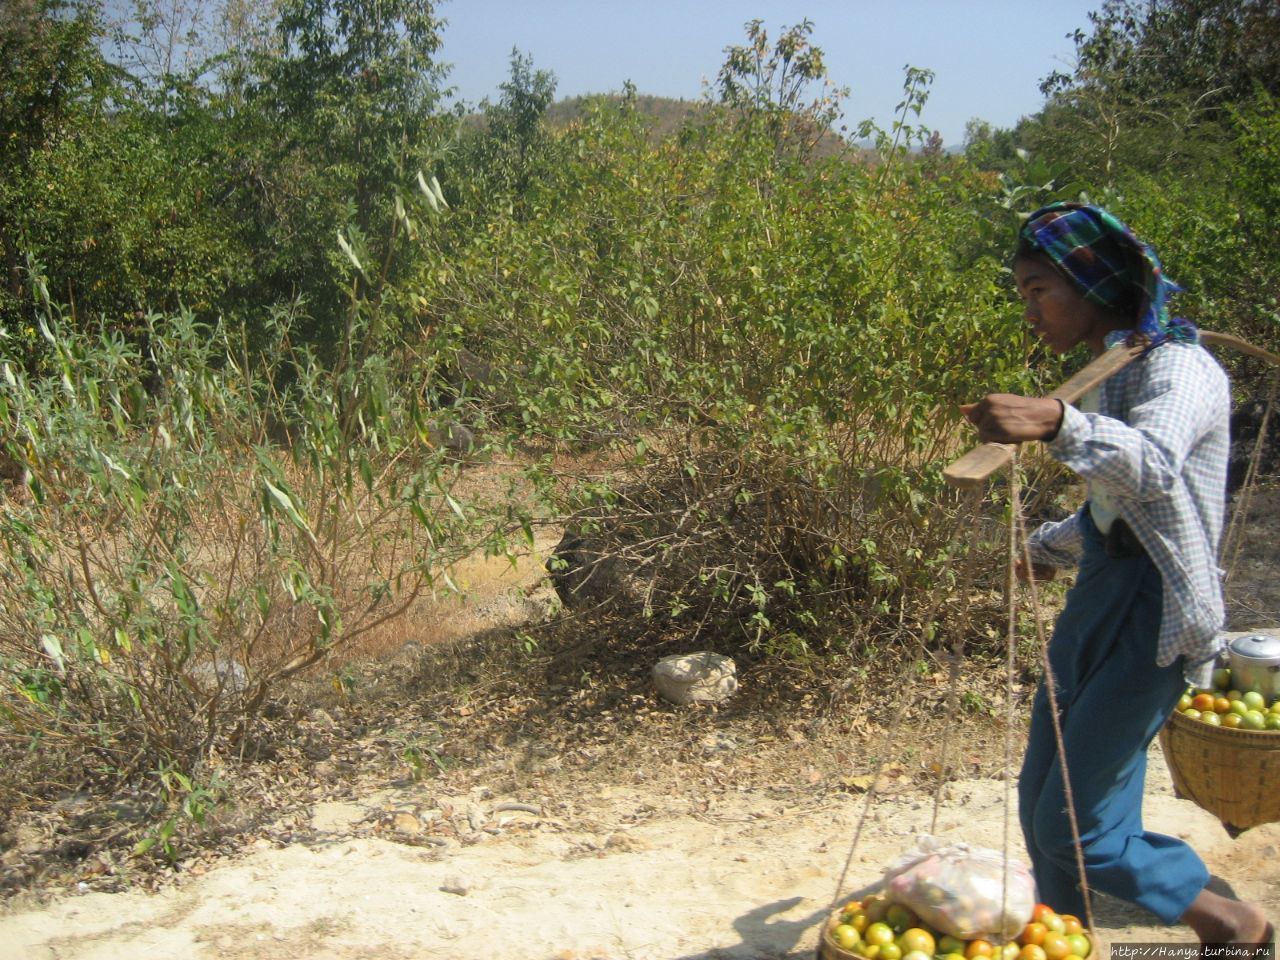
[469,47,558,210]
[1031,0,1279,182]
[265,0,446,230]
[716,18,848,158]
[1043,0,1280,106]
[962,119,1021,172]
[0,0,119,335]
[1,1,250,372]
[233,0,451,351]
[0,0,252,372]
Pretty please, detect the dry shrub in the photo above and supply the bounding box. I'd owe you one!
[0,305,538,821]
[544,418,1025,665]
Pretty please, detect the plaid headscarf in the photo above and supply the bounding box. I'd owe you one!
[1018,202,1198,349]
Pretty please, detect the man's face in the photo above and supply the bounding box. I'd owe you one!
[1014,255,1122,357]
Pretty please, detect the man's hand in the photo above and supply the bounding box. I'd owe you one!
[1015,556,1058,583]
[959,394,1065,444]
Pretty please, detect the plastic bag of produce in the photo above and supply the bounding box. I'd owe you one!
[882,835,1036,940]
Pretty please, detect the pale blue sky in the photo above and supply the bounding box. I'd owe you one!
[439,0,1102,147]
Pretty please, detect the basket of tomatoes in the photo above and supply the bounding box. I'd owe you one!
[1158,666,1280,832]
[820,895,1096,960]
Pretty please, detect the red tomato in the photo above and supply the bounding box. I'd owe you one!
[1020,923,1048,947]
[1031,904,1057,925]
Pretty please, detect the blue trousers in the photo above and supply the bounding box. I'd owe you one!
[1018,512,1209,924]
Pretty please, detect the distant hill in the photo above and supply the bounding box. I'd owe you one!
[543,92,858,159]
[545,93,709,141]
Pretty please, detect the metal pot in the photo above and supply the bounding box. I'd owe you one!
[1227,633,1280,699]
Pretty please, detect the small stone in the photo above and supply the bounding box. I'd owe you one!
[303,738,333,761]
[392,812,422,835]
[426,419,475,454]
[14,825,45,855]
[188,657,248,695]
[440,875,470,895]
[653,652,737,705]
[701,733,737,755]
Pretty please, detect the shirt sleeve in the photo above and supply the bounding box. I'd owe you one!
[1026,508,1084,569]
[1045,357,1217,501]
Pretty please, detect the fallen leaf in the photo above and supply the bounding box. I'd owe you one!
[840,774,876,793]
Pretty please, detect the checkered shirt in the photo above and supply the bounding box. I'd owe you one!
[1025,336,1231,688]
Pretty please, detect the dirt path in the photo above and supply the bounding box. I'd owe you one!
[2,743,1276,960]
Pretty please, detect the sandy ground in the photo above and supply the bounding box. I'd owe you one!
[0,754,1276,960]
[3,492,1279,960]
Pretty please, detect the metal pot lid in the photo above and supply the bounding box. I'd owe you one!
[1228,633,1280,661]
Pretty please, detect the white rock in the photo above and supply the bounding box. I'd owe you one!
[652,652,737,705]
[188,656,248,695]
[426,419,475,453]
[440,874,473,896]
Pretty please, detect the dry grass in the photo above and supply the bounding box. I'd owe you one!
[0,559,1033,901]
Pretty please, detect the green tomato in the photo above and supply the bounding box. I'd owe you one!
[1066,933,1092,958]
[865,923,897,948]
[833,923,861,951]
[1242,710,1268,731]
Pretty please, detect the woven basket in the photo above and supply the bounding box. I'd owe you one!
[818,909,862,960]
[818,909,1104,960]
[1158,709,1280,831]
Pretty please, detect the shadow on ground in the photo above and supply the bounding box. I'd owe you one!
[668,896,830,960]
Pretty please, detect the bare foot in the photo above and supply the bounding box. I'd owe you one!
[1180,888,1272,946]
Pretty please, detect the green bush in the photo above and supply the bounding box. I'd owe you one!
[408,98,1041,658]
[0,273,536,821]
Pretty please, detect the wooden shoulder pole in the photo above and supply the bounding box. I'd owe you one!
[943,343,1146,489]
[943,330,1280,490]
[1199,330,1280,368]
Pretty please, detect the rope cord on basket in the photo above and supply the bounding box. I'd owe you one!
[1001,453,1022,947]
[930,487,990,836]
[1222,368,1279,590]
[824,461,1084,940]
[827,486,987,913]
[1010,462,1099,940]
